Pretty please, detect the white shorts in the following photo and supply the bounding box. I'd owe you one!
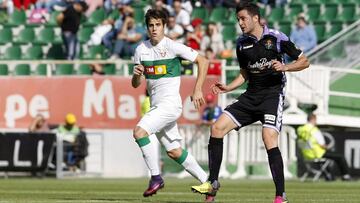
[137,103,182,151]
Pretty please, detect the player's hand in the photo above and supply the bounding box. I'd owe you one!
[133,64,144,76]
[211,81,229,94]
[191,90,205,110]
[272,60,288,72]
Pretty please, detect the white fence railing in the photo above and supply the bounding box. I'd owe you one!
[178,124,297,179]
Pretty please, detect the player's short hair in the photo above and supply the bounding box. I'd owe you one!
[145,8,168,28]
[236,2,260,21]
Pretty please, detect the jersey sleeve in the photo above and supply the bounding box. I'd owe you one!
[133,45,141,65]
[236,42,247,69]
[172,41,198,62]
[280,33,303,60]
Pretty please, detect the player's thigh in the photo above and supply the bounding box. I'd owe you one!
[137,105,181,135]
[259,93,284,133]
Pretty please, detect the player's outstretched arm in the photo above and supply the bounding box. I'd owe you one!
[212,69,247,95]
[192,54,209,110]
[272,55,310,72]
[131,64,145,88]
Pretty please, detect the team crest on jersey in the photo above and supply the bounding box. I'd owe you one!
[264,39,273,49]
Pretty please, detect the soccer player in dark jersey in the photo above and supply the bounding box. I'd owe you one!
[191,2,309,203]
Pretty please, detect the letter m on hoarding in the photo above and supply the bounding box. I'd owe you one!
[83,79,115,118]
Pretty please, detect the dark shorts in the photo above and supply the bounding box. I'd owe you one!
[224,91,284,133]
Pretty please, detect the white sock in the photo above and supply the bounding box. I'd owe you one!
[136,136,160,176]
[176,149,207,183]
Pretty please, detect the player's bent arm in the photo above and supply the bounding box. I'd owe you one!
[193,54,209,92]
[227,69,247,92]
[285,55,310,72]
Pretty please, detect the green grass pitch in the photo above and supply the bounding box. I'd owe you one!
[0,178,359,202]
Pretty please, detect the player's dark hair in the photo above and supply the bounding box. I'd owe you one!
[145,8,168,28]
[236,2,260,22]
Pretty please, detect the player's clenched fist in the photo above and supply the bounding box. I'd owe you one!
[133,64,145,76]
[272,60,288,72]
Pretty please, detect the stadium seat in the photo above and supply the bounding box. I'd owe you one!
[84,8,105,26]
[103,64,116,75]
[2,46,21,60]
[34,28,55,45]
[55,64,74,75]
[191,7,208,20]
[35,64,47,76]
[47,44,65,59]
[134,7,145,25]
[0,28,12,44]
[337,3,356,23]
[81,45,105,59]
[222,24,237,42]
[317,4,339,22]
[5,10,26,27]
[225,11,238,24]
[78,64,92,75]
[13,27,35,45]
[307,3,321,22]
[78,27,94,44]
[314,22,326,43]
[267,7,284,24]
[0,64,9,75]
[14,64,31,76]
[287,3,303,21]
[324,22,343,40]
[208,7,227,23]
[278,22,292,36]
[23,46,43,60]
[46,11,60,27]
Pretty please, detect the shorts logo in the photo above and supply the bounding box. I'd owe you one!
[264,114,276,124]
[145,65,167,75]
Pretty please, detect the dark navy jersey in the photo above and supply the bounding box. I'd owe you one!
[236,26,302,93]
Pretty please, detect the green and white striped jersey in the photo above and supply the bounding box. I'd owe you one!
[134,37,198,106]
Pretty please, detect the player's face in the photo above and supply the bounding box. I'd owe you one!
[147,18,165,44]
[237,10,258,34]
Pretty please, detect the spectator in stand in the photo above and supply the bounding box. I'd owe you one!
[151,0,170,17]
[104,0,132,14]
[102,2,134,56]
[111,16,145,59]
[205,47,222,76]
[89,64,105,75]
[222,0,241,8]
[29,114,51,133]
[290,13,317,54]
[171,0,191,32]
[85,0,103,17]
[201,22,224,56]
[201,93,222,126]
[0,0,14,15]
[203,0,223,9]
[57,1,88,60]
[187,18,203,51]
[13,0,36,10]
[165,15,184,43]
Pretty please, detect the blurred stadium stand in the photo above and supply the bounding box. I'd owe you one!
[0,0,359,123]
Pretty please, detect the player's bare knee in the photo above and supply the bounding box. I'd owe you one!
[167,148,182,159]
[133,126,147,139]
[211,123,226,137]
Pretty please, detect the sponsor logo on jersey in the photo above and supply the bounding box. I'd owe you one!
[243,45,253,49]
[248,58,273,71]
[264,114,276,124]
[145,65,167,75]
